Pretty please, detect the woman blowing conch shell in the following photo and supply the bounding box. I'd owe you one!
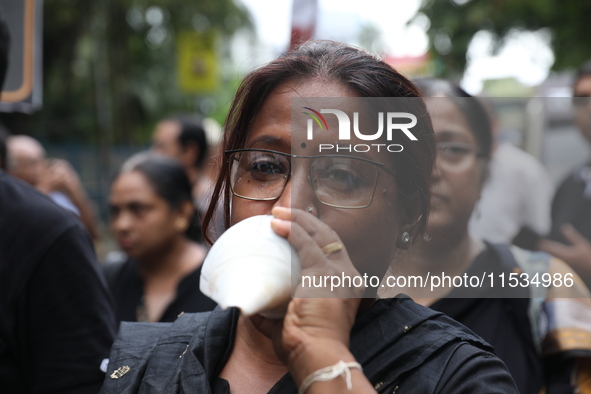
[100,41,518,393]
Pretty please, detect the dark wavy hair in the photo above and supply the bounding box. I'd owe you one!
[202,40,435,244]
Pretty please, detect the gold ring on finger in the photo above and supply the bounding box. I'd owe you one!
[321,241,343,255]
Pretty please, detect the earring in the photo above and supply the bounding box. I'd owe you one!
[401,232,410,244]
[307,207,314,213]
[175,218,188,231]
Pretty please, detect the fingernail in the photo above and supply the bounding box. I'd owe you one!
[272,207,288,217]
[270,218,288,231]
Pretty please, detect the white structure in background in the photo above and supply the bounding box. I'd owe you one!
[462,29,555,95]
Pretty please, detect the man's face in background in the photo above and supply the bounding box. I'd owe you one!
[7,137,45,186]
[152,120,201,177]
[151,120,183,160]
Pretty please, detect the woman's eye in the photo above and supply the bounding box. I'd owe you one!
[440,145,469,156]
[129,204,148,217]
[248,158,286,176]
[320,167,363,192]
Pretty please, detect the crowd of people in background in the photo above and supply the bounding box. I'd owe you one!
[1,10,591,394]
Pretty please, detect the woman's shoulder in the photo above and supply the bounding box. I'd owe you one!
[352,296,517,393]
[101,308,237,393]
[357,296,492,345]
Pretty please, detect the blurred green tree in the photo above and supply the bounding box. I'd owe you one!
[358,22,386,55]
[419,0,591,77]
[1,0,252,145]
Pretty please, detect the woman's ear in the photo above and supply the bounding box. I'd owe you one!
[179,200,195,220]
[174,201,196,233]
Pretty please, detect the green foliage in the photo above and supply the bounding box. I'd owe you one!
[2,0,253,144]
[420,0,591,77]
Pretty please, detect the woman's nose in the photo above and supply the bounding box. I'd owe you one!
[272,168,317,211]
[112,211,132,233]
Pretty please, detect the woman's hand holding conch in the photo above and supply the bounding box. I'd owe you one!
[252,207,365,387]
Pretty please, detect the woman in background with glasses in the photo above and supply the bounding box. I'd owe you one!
[100,41,517,393]
[380,78,591,394]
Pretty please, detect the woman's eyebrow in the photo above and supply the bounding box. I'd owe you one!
[247,135,291,150]
[435,130,473,142]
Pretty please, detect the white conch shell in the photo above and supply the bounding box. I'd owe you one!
[200,215,300,319]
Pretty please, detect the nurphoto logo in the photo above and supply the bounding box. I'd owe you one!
[302,107,418,153]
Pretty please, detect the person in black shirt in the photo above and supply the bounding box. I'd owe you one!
[0,172,118,393]
[539,60,591,287]
[0,14,117,393]
[104,153,215,323]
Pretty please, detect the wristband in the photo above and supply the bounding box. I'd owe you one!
[298,360,363,394]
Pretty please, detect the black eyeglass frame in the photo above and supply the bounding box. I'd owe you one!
[225,148,396,209]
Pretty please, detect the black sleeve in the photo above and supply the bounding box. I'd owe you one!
[26,226,117,394]
[436,343,519,394]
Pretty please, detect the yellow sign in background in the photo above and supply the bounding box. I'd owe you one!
[177,31,218,93]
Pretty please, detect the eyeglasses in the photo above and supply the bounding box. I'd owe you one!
[226,149,395,209]
[436,142,485,171]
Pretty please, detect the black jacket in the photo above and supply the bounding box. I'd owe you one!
[101,296,517,393]
[0,172,116,393]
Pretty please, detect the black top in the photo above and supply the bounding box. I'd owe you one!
[100,296,518,393]
[431,243,575,394]
[549,165,591,245]
[103,258,216,323]
[0,171,117,393]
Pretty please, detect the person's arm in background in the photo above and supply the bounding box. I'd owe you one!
[26,224,116,393]
[539,224,591,288]
[37,159,99,239]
